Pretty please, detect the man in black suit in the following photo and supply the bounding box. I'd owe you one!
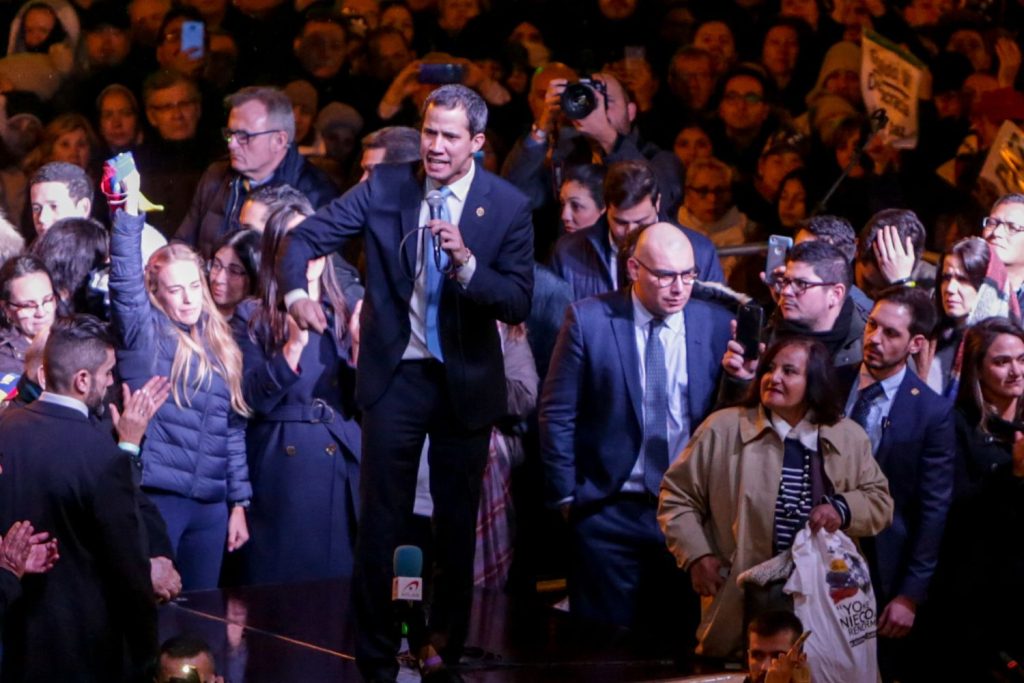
[0,316,157,682]
[280,84,533,682]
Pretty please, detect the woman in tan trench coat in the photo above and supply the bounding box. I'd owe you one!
[658,337,894,659]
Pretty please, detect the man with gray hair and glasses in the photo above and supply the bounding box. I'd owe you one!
[175,85,337,258]
[981,193,1024,312]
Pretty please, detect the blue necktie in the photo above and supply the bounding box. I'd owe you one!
[643,318,669,495]
[850,381,885,432]
[425,186,452,361]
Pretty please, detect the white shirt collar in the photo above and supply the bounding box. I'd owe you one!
[426,160,476,204]
[631,290,683,333]
[857,364,906,399]
[770,411,819,451]
[37,391,89,418]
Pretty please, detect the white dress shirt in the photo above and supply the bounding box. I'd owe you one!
[621,291,690,493]
[843,364,906,453]
[402,163,477,361]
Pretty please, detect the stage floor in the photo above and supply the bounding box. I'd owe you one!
[157,579,738,682]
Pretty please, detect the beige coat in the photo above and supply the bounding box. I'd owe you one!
[658,405,894,659]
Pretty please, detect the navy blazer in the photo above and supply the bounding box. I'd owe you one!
[549,215,725,302]
[842,367,955,604]
[278,161,534,430]
[540,289,734,508]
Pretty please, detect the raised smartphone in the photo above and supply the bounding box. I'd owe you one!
[736,302,764,361]
[765,234,793,281]
[418,63,465,85]
[181,20,204,59]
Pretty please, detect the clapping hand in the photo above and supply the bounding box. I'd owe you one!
[110,377,171,447]
[0,521,59,579]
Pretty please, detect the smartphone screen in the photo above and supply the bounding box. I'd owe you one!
[181,20,204,59]
[417,63,465,85]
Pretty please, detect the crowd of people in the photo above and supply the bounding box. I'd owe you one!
[0,0,1022,681]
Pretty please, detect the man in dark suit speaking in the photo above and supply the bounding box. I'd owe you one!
[279,84,534,682]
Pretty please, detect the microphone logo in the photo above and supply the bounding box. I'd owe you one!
[392,576,423,601]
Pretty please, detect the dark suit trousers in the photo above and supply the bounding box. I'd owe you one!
[569,494,699,658]
[353,360,490,681]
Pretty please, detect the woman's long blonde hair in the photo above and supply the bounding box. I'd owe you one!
[146,243,250,417]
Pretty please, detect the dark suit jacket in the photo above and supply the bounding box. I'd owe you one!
[279,161,534,430]
[841,367,955,604]
[549,215,725,302]
[540,289,734,508]
[0,400,156,682]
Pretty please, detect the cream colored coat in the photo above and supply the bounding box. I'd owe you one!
[658,405,894,659]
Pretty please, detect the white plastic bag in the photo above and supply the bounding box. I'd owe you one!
[785,528,879,683]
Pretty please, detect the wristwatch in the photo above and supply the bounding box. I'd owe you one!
[529,124,548,143]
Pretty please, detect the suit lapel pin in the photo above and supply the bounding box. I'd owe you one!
[475,206,485,217]
[910,388,919,396]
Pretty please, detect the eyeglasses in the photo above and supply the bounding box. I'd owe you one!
[6,293,56,312]
[208,259,248,279]
[982,216,1024,235]
[149,99,199,114]
[633,257,698,288]
[722,91,764,105]
[771,276,838,295]
[222,128,281,145]
[686,185,730,197]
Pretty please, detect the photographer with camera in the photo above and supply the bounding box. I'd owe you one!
[502,68,684,256]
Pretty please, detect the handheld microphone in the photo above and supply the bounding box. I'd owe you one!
[393,545,425,644]
[426,190,445,268]
[392,545,423,601]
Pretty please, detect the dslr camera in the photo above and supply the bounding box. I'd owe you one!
[560,78,607,120]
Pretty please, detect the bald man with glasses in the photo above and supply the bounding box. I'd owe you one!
[541,222,733,653]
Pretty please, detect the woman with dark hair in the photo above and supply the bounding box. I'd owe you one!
[0,254,56,375]
[923,317,1024,678]
[29,216,108,318]
[659,337,893,658]
[208,228,260,322]
[920,237,992,395]
[760,17,816,115]
[772,168,812,234]
[558,164,605,235]
[235,203,360,584]
[952,317,1024,493]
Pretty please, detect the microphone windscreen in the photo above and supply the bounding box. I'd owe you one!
[393,545,423,578]
[426,190,443,208]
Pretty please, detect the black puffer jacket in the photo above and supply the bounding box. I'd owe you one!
[174,144,337,258]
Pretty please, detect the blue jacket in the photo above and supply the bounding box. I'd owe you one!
[549,216,725,302]
[540,289,733,508]
[110,211,251,504]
